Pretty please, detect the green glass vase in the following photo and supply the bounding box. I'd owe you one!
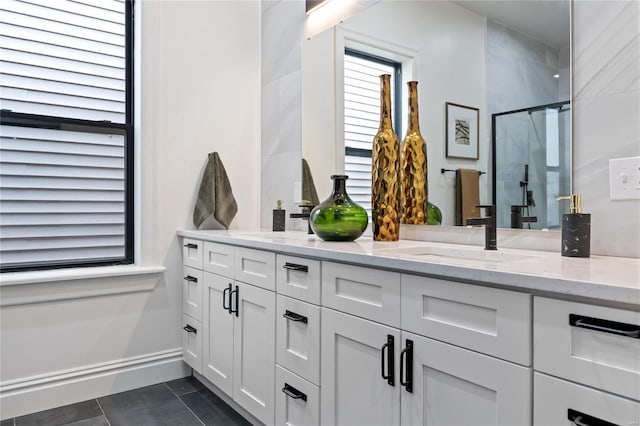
[309,175,369,241]
[427,201,442,225]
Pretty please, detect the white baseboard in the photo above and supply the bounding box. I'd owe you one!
[0,348,189,420]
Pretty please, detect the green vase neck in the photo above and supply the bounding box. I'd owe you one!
[379,74,393,131]
[331,175,348,198]
[406,81,421,134]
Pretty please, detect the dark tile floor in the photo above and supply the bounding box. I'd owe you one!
[4,377,251,426]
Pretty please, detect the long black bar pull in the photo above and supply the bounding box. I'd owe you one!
[183,325,197,334]
[184,276,197,282]
[283,310,308,324]
[283,262,309,272]
[400,339,413,393]
[568,409,619,426]
[282,383,308,402]
[184,243,198,249]
[223,284,232,313]
[569,314,640,339]
[230,285,239,317]
[380,334,395,386]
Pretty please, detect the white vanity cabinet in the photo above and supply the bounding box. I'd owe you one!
[182,240,276,426]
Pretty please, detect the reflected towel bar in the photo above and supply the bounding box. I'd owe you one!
[441,168,485,175]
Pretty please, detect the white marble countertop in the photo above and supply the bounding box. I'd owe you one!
[178,229,640,306]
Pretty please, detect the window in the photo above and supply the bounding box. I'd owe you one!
[343,49,401,218]
[0,0,134,272]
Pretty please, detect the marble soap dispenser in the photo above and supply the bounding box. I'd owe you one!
[557,194,590,258]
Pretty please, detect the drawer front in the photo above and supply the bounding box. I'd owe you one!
[182,238,203,270]
[276,255,321,305]
[203,241,235,278]
[402,274,531,366]
[182,314,202,374]
[276,365,320,426]
[182,266,203,321]
[277,295,321,385]
[534,372,640,425]
[322,262,401,327]
[234,247,276,290]
[534,297,640,400]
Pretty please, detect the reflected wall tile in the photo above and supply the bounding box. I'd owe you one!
[261,150,302,230]
[262,0,304,84]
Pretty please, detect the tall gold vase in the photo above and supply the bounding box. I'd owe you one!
[400,81,428,224]
[372,74,400,241]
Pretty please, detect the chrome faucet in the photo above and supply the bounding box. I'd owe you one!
[466,205,497,250]
[290,201,315,234]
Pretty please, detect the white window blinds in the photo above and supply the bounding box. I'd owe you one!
[344,51,398,218]
[0,0,131,271]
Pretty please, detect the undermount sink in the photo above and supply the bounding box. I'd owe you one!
[377,245,536,263]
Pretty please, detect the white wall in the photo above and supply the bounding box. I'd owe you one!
[0,1,261,419]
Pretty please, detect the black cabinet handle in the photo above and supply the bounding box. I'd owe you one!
[569,314,640,339]
[184,243,198,249]
[283,310,308,324]
[400,339,413,393]
[281,383,307,402]
[230,285,239,317]
[380,334,395,386]
[184,275,197,282]
[283,262,309,272]
[568,409,618,426]
[223,284,232,313]
[183,325,197,334]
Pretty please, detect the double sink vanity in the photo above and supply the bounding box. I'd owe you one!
[177,229,639,426]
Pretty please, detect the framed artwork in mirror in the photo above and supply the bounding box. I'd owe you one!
[446,102,479,160]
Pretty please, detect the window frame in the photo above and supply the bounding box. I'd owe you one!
[0,0,135,273]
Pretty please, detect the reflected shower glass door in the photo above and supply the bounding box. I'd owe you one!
[492,101,571,230]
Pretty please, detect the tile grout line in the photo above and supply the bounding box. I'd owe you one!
[163,382,205,426]
[94,397,112,426]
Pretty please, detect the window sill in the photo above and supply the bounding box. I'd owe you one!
[0,265,166,307]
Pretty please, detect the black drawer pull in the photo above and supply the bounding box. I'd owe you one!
[230,285,239,317]
[569,314,640,339]
[380,334,394,386]
[283,310,308,324]
[223,284,232,312]
[184,275,198,282]
[400,339,413,393]
[568,409,618,426]
[183,325,197,334]
[283,262,309,272]
[282,383,307,402]
[184,243,198,249]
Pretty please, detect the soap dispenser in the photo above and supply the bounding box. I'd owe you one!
[273,200,285,232]
[556,194,590,258]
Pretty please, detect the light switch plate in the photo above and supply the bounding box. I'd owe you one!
[609,156,640,200]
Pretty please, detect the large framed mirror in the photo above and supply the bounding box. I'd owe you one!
[301,0,571,230]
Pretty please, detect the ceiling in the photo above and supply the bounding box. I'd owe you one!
[452,0,571,50]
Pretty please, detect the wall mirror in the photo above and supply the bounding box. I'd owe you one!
[301,0,571,230]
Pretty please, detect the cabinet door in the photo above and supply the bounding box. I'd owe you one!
[233,282,276,426]
[401,331,531,426]
[321,308,401,426]
[202,272,234,397]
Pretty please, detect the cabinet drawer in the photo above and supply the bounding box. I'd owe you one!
[234,247,276,290]
[534,297,640,400]
[402,274,531,365]
[534,372,640,425]
[182,314,202,374]
[182,238,203,269]
[322,262,401,327]
[203,241,235,278]
[276,365,320,426]
[277,295,321,385]
[276,255,321,305]
[182,266,203,321]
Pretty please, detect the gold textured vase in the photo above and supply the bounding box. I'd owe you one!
[372,74,400,241]
[400,81,428,224]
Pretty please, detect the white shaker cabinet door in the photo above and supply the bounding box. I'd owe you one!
[202,272,234,397]
[321,308,401,426]
[233,282,276,426]
[401,331,531,426]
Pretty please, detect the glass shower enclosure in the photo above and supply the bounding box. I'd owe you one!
[492,101,571,230]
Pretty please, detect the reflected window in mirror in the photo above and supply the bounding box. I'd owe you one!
[344,49,402,219]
